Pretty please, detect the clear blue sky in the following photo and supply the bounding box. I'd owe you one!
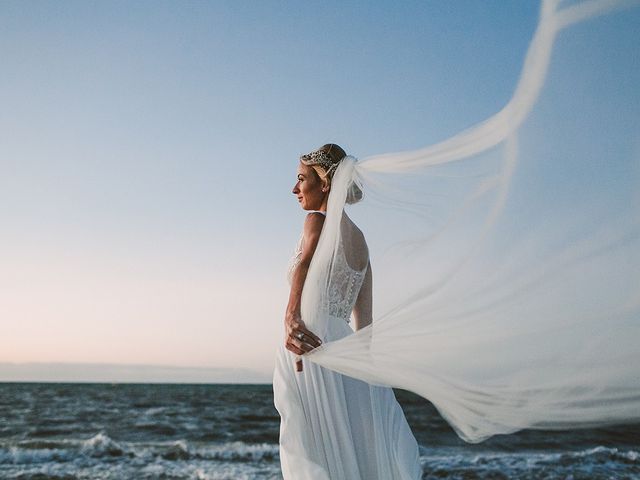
[0,1,637,382]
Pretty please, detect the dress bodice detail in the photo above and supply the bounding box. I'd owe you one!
[287,233,367,324]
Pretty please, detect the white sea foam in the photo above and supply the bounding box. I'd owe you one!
[80,432,126,457]
[0,433,279,466]
[2,437,638,479]
[420,444,640,479]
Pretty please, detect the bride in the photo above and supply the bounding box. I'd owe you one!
[272,1,640,477]
[273,144,423,479]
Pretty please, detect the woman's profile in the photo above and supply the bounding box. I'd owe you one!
[272,144,422,479]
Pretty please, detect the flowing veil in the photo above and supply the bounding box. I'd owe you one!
[303,0,640,443]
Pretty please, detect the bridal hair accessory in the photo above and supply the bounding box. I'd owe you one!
[300,148,341,178]
[296,332,305,340]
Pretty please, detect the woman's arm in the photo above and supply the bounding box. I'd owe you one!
[352,261,373,331]
[284,212,324,372]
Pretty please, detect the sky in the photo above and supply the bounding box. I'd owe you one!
[1,1,638,382]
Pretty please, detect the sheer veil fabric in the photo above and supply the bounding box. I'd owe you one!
[302,0,640,443]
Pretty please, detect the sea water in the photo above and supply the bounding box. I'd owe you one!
[0,383,638,479]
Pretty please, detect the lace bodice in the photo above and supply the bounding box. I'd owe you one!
[287,233,367,324]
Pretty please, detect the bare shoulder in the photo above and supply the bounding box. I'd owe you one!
[303,211,325,235]
[297,212,325,261]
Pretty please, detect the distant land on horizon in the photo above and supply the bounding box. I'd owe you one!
[0,362,272,384]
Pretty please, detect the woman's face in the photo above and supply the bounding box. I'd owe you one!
[292,162,327,211]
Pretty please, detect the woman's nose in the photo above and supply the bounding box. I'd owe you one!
[292,183,300,194]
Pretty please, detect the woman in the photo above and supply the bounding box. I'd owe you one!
[273,144,422,479]
[270,4,640,477]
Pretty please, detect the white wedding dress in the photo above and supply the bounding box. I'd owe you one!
[273,213,422,480]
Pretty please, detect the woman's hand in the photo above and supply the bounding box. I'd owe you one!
[285,312,323,372]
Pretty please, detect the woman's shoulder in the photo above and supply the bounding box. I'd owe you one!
[306,210,326,218]
[302,211,325,237]
[304,211,326,224]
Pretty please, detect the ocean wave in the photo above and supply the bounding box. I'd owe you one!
[194,441,278,462]
[80,432,126,458]
[0,433,279,466]
[558,445,639,465]
[421,445,640,480]
[3,433,637,480]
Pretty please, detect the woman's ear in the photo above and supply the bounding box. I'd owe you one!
[321,179,330,193]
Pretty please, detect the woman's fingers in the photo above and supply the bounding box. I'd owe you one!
[287,337,316,354]
[293,328,323,348]
[287,321,323,348]
[285,337,309,355]
[285,336,321,355]
[284,320,323,356]
[285,341,305,355]
[302,329,323,347]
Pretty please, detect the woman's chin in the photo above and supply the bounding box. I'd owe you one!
[299,201,320,211]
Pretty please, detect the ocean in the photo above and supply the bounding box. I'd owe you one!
[0,383,638,479]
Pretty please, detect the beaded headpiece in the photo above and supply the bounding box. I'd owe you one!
[299,146,341,177]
